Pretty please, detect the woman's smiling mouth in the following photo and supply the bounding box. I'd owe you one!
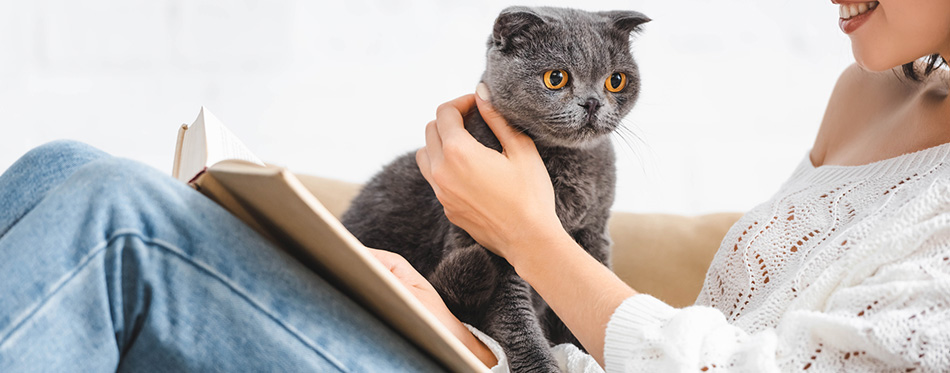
[836,1,879,34]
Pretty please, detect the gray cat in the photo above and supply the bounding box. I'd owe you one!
[342,6,648,372]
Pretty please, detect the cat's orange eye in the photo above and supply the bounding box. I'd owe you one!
[543,70,569,90]
[606,72,626,92]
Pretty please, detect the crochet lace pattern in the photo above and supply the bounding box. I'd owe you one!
[477,144,950,373]
[605,143,950,372]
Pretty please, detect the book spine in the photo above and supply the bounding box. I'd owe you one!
[172,123,189,179]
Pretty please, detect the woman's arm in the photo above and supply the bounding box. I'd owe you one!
[414,85,950,372]
[415,84,637,365]
[509,227,637,366]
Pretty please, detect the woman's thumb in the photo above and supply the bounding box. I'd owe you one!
[475,83,529,150]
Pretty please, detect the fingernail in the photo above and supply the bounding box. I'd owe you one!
[476,82,491,102]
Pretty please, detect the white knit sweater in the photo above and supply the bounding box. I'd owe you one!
[476,143,950,372]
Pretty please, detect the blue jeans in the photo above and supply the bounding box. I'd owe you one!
[0,141,443,372]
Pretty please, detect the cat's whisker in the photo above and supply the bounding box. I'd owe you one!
[618,123,645,148]
[510,125,530,137]
[614,119,655,175]
[542,112,575,125]
[611,131,638,159]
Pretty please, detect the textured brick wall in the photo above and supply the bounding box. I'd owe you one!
[0,0,853,214]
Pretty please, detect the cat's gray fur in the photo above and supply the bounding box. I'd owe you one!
[342,6,648,372]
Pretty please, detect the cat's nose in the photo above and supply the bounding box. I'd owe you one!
[580,98,602,117]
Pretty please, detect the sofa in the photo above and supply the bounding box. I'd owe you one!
[300,175,743,308]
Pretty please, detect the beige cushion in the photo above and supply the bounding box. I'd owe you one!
[609,212,741,307]
[301,174,742,308]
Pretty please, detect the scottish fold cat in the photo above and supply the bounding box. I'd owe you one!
[343,6,648,372]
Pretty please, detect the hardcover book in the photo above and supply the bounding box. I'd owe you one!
[171,108,488,373]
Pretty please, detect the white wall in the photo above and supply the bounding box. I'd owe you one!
[0,0,855,215]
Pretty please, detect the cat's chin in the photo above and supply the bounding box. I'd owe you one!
[526,123,615,150]
[532,133,611,150]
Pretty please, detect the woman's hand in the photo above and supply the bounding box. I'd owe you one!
[415,84,566,262]
[413,86,637,366]
[368,248,497,367]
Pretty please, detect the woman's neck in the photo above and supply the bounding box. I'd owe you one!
[811,64,950,168]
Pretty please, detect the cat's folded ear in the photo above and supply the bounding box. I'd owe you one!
[491,6,546,52]
[600,10,651,35]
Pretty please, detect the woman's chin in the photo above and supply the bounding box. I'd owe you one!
[853,52,896,72]
[852,45,925,72]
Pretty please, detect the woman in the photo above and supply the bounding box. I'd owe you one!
[1,1,947,372]
[412,0,950,371]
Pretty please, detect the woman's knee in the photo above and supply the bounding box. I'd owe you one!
[0,141,113,236]
[69,157,184,203]
[18,140,108,168]
[3,140,109,182]
[65,156,213,232]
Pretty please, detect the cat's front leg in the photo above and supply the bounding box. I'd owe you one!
[427,243,499,325]
[485,272,560,373]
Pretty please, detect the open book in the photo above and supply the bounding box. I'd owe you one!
[172,108,488,372]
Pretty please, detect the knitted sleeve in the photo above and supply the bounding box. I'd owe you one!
[604,183,950,372]
[465,323,604,373]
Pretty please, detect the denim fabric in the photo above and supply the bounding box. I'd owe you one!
[0,141,443,372]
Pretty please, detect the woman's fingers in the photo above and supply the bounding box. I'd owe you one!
[417,121,444,197]
[423,120,442,166]
[417,120,437,182]
[367,248,496,367]
[368,248,427,287]
[434,94,480,152]
[474,83,535,156]
[415,147,431,178]
[368,248,403,270]
[416,147,443,199]
[421,94,482,197]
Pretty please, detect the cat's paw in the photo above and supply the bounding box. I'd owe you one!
[428,245,499,318]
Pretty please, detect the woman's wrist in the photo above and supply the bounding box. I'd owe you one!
[502,217,573,271]
[505,225,637,365]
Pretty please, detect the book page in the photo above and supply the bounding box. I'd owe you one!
[173,107,265,182]
[199,107,265,167]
